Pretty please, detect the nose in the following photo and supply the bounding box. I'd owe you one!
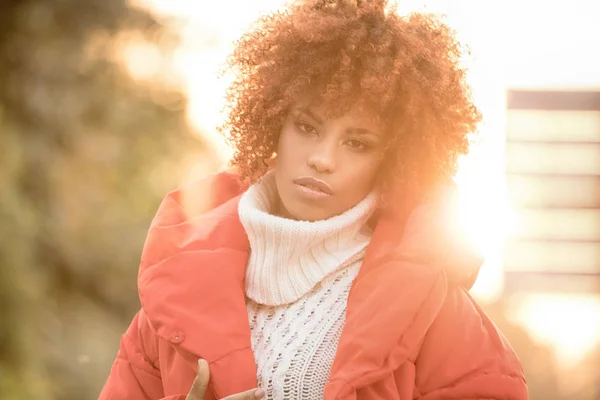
[307,138,336,173]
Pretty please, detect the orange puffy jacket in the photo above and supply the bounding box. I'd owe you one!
[99,171,528,400]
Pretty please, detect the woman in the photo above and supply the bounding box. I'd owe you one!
[100,0,528,399]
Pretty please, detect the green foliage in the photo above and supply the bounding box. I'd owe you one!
[0,0,216,398]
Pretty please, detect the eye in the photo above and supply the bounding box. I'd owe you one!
[294,121,318,135]
[346,139,369,151]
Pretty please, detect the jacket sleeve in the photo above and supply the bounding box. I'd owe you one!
[414,287,529,400]
[99,309,182,400]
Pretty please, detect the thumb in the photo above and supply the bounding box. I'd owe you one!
[186,359,210,400]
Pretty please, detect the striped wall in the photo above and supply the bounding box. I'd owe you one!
[504,90,600,293]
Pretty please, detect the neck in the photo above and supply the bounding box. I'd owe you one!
[274,196,295,220]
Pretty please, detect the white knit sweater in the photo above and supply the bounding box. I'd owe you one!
[238,173,377,400]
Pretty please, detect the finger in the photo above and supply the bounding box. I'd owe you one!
[224,388,265,400]
[187,359,210,400]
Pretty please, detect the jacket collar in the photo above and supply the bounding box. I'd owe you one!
[326,194,482,396]
[137,172,483,399]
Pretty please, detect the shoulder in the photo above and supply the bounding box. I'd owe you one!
[139,170,248,275]
[415,285,528,399]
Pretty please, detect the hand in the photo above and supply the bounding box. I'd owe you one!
[186,359,265,400]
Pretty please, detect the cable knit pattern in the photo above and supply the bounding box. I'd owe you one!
[238,172,377,399]
[246,264,360,399]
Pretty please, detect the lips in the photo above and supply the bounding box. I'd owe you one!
[292,176,333,195]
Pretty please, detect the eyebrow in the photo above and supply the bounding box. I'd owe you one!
[296,107,324,124]
[350,128,381,138]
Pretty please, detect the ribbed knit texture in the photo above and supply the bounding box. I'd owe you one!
[238,172,377,399]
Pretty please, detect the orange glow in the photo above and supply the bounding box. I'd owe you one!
[128,0,287,166]
[509,293,600,368]
[121,41,162,81]
[110,30,164,82]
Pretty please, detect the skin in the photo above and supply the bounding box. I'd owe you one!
[274,99,386,222]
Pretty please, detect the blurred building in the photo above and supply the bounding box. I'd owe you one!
[505,89,600,294]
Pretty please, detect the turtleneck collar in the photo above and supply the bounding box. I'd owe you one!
[238,172,378,306]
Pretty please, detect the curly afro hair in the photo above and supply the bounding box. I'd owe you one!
[221,0,481,201]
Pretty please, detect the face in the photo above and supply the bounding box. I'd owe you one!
[274,100,386,221]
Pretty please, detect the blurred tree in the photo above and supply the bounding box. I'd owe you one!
[0,0,216,398]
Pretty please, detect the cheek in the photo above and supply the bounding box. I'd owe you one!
[344,157,381,191]
[276,126,304,167]
[276,129,292,158]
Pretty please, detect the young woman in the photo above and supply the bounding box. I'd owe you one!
[100,1,528,399]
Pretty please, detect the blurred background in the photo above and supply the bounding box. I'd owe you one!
[0,0,598,398]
